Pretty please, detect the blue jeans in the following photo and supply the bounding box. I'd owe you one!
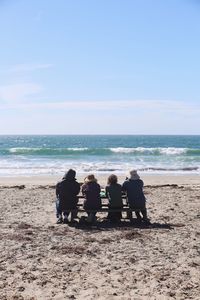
[56,198,62,218]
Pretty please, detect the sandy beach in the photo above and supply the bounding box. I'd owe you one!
[0,175,200,300]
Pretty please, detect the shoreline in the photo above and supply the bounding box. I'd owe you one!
[0,174,199,186]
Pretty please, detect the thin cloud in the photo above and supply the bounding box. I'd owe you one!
[0,83,42,102]
[29,100,200,115]
[1,99,199,116]
[7,63,54,73]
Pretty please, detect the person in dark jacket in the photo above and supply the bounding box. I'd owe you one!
[56,169,80,223]
[105,174,123,222]
[122,170,149,222]
[81,174,101,223]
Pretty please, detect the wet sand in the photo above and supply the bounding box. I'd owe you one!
[0,174,200,186]
[0,175,200,299]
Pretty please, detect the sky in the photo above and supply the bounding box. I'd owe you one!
[0,0,200,134]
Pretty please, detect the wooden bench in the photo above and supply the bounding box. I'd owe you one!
[72,195,141,214]
[59,195,148,224]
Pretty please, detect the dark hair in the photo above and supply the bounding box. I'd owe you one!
[63,169,76,180]
[107,174,118,185]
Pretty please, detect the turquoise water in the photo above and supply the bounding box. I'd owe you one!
[0,135,200,176]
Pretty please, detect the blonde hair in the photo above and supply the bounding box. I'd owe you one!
[84,174,97,183]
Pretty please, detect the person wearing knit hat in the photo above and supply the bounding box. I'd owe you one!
[122,170,149,223]
[129,170,140,180]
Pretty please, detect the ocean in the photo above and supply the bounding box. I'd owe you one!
[0,135,200,177]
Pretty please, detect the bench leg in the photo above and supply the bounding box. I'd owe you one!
[86,212,97,223]
[71,209,78,221]
[107,211,122,222]
[135,211,142,221]
[126,210,133,220]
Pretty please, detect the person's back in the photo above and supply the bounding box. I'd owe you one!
[57,178,80,207]
[122,178,145,208]
[56,169,80,223]
[82,178,101,210]
[106,174,123,208]
[106,174,123,222]
[122,170,149,222]
[81,174,101,223]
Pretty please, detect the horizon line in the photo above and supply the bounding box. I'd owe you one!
[0,133,200,136]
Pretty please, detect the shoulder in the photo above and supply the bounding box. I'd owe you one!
[82,183,87,188]
[122,180,129,185]
[56,180,62,187]
[94,182,101,191]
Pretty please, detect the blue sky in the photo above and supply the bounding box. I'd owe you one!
[0,0,200,134]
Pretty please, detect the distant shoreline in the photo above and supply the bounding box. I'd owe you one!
[0,134,200,136]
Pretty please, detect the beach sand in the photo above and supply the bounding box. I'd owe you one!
[0,175,200,299]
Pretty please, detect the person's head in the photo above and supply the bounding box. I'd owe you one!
[107,174,118,185]
[129,169,140,180]
[63,169,76,180]
[84,174,97,183]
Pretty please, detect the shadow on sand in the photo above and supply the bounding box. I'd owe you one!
[67,218,180,231]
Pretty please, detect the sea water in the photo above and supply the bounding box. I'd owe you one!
[0,135,199,176]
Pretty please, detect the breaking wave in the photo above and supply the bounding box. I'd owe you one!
[0,147,199,156]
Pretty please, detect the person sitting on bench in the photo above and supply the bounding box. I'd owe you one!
[56,169,80,224]
[105,174,123,222]
[81,174,101,223]
[122,170,149,223]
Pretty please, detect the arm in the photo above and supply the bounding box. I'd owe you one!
[121,181,127,192]
[75,181,80,195]
[139,179,144,189]
[97,183,101,194]
[81,184,87,197]
[105,186,109,198]
[56,182,60,197]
